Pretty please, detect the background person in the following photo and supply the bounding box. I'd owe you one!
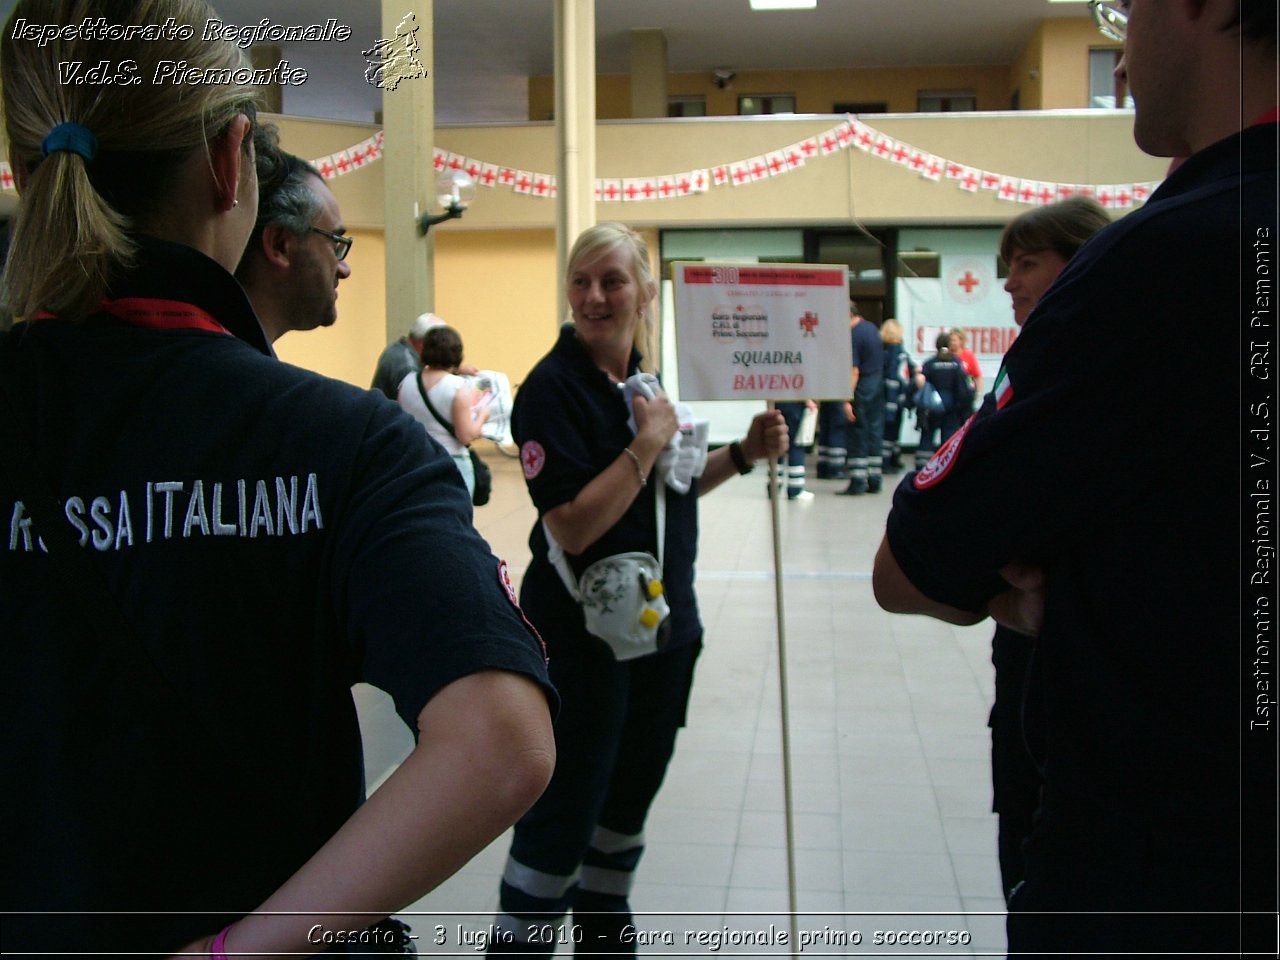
[874,0,1277,952]
[371,311,438,400]
[489,223,786,955]
[839,302,884,495]
[988,195,1110,904]
[947,328,982,410]
[814,399,848,480]
[913,332,973,469]
[879,318,919,476]
[0,2,554,954]
[773,399,817,501]
[397,324,491,500]
[234,125,351,343]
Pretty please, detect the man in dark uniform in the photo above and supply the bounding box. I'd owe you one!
[874,0,1276,953]
[235,127,352,344]
[839,302,884,495]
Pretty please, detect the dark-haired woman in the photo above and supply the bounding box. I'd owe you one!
[399,324,491,499]
[988,196,1110,903]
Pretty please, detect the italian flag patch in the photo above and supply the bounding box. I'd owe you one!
[993,366,1014,410]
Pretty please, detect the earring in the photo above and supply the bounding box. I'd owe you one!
[233,199,239,207]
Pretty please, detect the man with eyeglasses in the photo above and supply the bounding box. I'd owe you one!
[235,124,353,343]
[874,1,1276,954]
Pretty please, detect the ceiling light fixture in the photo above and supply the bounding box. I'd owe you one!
[749,1,818,11]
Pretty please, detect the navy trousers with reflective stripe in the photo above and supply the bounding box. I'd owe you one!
[849,375,884,488]
[491,639,700,956]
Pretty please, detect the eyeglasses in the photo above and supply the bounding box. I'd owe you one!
[1090,0,1128,42]
[310,226,353,261]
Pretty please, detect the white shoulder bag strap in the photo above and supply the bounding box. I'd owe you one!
[545,476,665,599]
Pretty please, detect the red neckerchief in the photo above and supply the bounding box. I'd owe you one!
[34,297,231,335]
[1249,107,1280,127]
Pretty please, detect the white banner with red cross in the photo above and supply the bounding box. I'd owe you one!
[671,262,853,402]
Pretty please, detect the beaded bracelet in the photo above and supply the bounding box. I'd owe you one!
[622,446,647,487]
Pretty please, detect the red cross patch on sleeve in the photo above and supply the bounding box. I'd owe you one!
[521,440,546,480]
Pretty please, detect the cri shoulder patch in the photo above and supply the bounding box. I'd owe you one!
[498,558,547,662]
[913,415,973,490]
[520,440,546,480]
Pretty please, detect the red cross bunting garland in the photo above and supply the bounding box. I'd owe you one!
[0,117,1161,211]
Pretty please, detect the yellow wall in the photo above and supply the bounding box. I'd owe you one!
[273,227,386,388]
[1010,22,1045,109]
[0,100,1151,397]
[1042,17,1122,108]
[430,113,1163,230]
[274,227,564,392]
[1010,18,1123,111]
[528,17,1120,121]
[533,64,1013,119]
[256,111,1162,390]
[432,229,561,388]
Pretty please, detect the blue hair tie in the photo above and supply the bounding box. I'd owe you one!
[41,122,98,162]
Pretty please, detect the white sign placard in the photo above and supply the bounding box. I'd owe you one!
[672,262,852,401]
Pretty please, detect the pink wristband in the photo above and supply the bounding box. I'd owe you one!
[209,925,233,959]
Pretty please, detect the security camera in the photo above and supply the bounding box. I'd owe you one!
[713,68,735,89]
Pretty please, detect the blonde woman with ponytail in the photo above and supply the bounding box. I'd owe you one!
[0,2,554,956]
[487,223,787,954]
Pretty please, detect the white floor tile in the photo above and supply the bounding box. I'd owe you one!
[361,458,1005,940]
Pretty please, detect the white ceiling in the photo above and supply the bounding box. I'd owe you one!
[0,1,1095,124]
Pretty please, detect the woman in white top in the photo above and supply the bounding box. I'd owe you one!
[398,325,491,498]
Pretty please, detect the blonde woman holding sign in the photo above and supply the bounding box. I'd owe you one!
[492,223,786,955]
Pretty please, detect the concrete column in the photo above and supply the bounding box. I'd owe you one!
[248,44,283,113]
[380,0,434,347]
[629,29,668,119]
[554,0,596,317]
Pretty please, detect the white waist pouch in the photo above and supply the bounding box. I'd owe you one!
[543,483,671,661]
[572,550,671,660]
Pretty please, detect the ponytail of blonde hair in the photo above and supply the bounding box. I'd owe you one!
[1,0,258,321]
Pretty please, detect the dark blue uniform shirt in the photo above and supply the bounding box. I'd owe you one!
[514,326,702,652]
[1,237,553,951]
[851,318,883,377]
[887,124,1276,837]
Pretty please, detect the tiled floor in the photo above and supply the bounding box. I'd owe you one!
[355,450,1008,957]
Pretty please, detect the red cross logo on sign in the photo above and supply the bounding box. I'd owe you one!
[945,258,990,305]
[799,312,819,337]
